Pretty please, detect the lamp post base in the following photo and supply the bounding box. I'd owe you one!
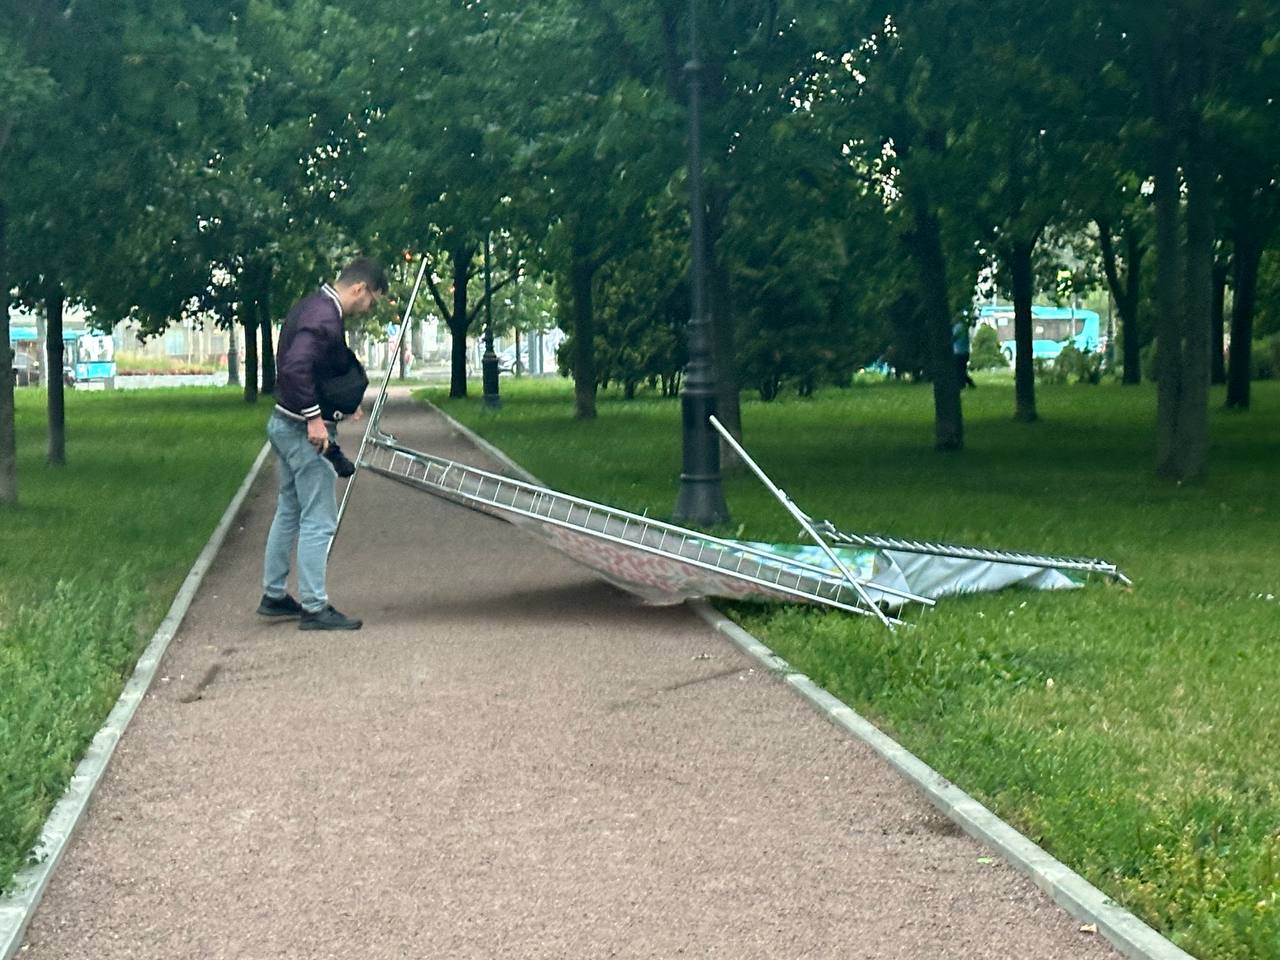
[482,354,502,409]
[673,391,729,526]
[674,479,730,527]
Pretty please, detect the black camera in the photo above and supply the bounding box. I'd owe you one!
[324,442,356,478]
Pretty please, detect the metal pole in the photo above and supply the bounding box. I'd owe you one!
[330,254,431,552]
[482,227,501,409]
[1106,290,1115,367]
[709,415,897,627]
[674,0,729,527]
[227,322,240,387]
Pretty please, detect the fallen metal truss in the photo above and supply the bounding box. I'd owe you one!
[360,431,927,624]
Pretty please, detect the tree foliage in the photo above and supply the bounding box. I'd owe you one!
[4,0,1280,502]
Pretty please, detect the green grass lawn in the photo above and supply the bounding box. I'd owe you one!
[425,375,1280,960]
[0,387,267,895]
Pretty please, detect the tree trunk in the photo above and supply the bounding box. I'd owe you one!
[1152,142,1184,478]
[0,199,16,505]
[448,245,473,399]
[1123,229,1144,385]
[449,324,469,397]
[906,207,962,451]
[569,249,598,420]
[258,267,275,395]
[1177,138,1213,481]
[45,283,66,466]
[1226,229,1261,409]
[1098,219,1144,385]
[1210,260,1227,385]
[242,287,259,404]
[412,314,425,366]
[1009,240,1038,422]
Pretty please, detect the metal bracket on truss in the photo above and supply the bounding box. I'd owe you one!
[708,415,903,628]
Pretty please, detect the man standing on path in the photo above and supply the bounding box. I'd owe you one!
[256,257,387,630]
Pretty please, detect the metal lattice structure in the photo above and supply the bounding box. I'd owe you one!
[359,432,929,624]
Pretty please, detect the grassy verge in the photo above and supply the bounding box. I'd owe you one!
[423,376,1280,960]
[0,388,267,894]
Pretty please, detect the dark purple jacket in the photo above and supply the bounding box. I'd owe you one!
[274,284,347,421]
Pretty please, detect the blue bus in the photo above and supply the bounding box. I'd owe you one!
[8,324,117,386]
[67,331,116,385]
[976,305,1101,363]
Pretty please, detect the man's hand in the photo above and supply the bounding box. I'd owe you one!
[307,417,329,453]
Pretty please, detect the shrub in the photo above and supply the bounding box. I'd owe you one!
[970,325,1009,371]
[1249,334,1280,380]
[1056,343,1105,384]
[1033,356,1067,384]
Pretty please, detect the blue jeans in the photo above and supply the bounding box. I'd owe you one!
[262,412,338,613]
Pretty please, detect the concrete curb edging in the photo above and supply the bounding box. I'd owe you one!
[688,601,1193,960]
[0,441,273,960]
[427,399,1192,960]
[432,405,544,485]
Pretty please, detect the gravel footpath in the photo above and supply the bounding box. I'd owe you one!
[20,397,1119,959]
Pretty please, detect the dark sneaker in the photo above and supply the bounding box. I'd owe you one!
[299,605,363,631]
[256,593,303,618]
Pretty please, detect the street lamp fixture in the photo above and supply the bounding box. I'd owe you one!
[673,0,729,527]
[482,224,501,409]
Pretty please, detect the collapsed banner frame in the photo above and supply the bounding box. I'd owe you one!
[332,256,1128,628]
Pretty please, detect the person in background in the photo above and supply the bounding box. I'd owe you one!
[953,316,977,389]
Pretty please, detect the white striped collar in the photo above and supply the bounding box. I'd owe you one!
[321,282,343,319]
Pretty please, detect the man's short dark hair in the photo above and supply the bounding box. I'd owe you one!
[337,257,388,294]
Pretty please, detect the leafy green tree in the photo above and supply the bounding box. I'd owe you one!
[499,2,681,419]
[815,5,989,451]
[591,200,688,398]
[1110,0,1269,478]
[2,0,248,486]
[348,0,518,400]
[1068,0,1276,478]
[204,0,367,402]
[971,0,1093,423]
[726,118,890,400]
[0,23,54,502]
[1095,198,1150,386]
[1217,4,1280,409]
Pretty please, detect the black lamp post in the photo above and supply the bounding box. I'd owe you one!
[482,224,501,409]
[673,0,729,526]
[227,322,240,387]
